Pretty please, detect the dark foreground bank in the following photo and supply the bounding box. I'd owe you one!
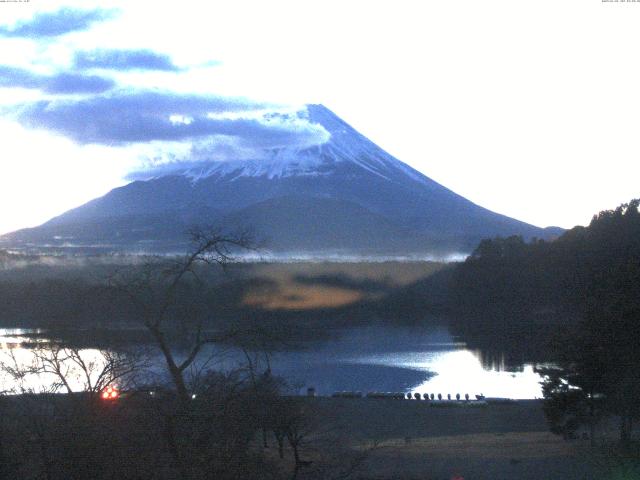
[306,397,595,480]
[1,393,634,480]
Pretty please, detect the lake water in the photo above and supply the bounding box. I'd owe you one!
[263,325,543,399]
[0,325,544,399]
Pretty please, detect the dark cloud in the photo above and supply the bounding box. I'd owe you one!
[43,73,115,94]
[0,7,117,38]
[14,90,329,148]
[0,65,40,89]
[74,49,180,71]
[0,65,114,94]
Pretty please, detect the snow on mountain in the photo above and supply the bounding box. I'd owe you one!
[149,104,431,186]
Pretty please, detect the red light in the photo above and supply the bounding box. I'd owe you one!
[102,386,119,400]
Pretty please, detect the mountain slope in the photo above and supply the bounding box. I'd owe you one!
[1,104,561,256]
[220,195,444,254]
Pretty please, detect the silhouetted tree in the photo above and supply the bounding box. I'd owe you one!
[112,227,254,404]
[534,200,640,443]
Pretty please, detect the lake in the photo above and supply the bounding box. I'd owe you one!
[0,325,544,399]
[260,325,544,399]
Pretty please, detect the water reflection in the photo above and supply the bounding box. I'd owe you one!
[0,330,119,394]
[267,325,544,399]
[348,348,542,399]
[0,325,545,399]
[0,328,47,349]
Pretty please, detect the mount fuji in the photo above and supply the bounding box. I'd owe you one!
[1,105,562,257]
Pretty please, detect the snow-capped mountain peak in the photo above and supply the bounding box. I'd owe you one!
[1,104,561,256]
[142,104,428,185]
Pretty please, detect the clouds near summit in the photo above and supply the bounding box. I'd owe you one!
[13,90,330,150]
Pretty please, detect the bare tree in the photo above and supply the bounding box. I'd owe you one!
[0,344,146,480]
[111,227,254,404]
[1,345,142,399]
[30,345,142,401]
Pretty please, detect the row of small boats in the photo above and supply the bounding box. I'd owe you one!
[331,391,486,401]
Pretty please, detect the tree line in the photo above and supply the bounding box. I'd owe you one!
[450,199,640,443]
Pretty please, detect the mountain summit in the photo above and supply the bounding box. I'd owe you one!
[138,105,435,185]
[2,105,561,257]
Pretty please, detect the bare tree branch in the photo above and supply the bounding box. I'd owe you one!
[109,227,255,404]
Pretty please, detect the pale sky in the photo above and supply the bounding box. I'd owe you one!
[0,0,638,235]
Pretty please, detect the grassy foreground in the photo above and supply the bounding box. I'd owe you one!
[298,397,630,480]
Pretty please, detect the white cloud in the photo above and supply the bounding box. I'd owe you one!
[169,114,193,126]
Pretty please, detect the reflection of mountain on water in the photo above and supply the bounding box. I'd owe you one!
[272,362,434,397]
